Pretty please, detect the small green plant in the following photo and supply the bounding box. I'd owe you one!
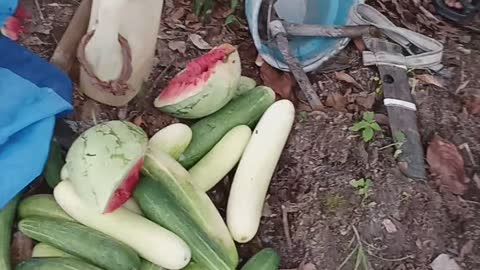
[378,130,406,159]
[194,0,214,17]
[298,111,308,122]
[349,178,373,200]
[350,112,382,142]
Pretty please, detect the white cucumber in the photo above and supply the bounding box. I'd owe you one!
[226,99,295,243]
[189,125,252,191]
[53,181,191,270]
[148,123,192,160]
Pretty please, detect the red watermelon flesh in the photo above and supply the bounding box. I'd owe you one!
[158,44,236,104]
[105,158,144,213]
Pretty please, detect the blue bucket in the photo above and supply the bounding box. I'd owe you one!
[245,0,363,72]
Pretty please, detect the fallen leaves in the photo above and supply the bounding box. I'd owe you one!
[335,71,364,91]
[189,33,212,50]
[260,63,296,102]
[168,40,187,54]
[415,74,445,89]
[325,92,347,112]
[325,91,376,112]
[426,135,467,195]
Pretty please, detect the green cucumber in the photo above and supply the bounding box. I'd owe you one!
[179,86,275,169]
[0,195,20,270]
[15,258,102,270]
[17,194,73,221]
[240,248,280,270]
[43,140,65,188]
[141,153,237,266]
[32,243,74,258]
[234,76,257,98]
[140,260,165,270]
[18,217,141,270]
[134,176,233,270]
[182,262,204,270]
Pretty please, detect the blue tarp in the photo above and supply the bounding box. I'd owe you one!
[0,35,73,209]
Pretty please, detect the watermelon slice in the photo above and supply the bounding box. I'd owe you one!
[154,43,241,119]
[60,121,148,213]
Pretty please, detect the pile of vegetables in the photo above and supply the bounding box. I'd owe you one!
[0,44,295,270]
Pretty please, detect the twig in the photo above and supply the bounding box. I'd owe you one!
[367,252,414,262]
[459,197,480,206]
[281,205,293,249]
[458,143,477,167]
[34,0,45,21]
[153,63,173,88]
[336,245,359,270]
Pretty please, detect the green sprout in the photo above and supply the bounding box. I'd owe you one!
[350,112,382,142]
[350,178,374,200]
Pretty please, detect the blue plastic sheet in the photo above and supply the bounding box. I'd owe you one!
[0,35,73,209]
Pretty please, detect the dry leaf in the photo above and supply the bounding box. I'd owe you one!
[427,135,467,195]
[355,93,376,110]
[382,219,398,233]
[10,232,34,266]
[335,71,364,91]
[260,63,296,101]
[168,40,187,54]
[325,92,347,112]
[170,7,186,21]
[189,34,212,50]
[353,37,366,52]
[416,74,445,89]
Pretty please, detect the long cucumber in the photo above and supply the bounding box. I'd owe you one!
[189,125,251,191]
[227,100,295,243]
[54,181,191,270]
[15,257,102,270]
[179,86,275,169]
[134,176,234,270]
[0,195,20,270]
[18,217,141,270]
[17,194,74,221]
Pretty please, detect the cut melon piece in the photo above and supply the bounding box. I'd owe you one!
[154,43,241,119]
[60,121,148,213]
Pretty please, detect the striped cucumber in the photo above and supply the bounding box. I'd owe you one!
[16,258,102,270]
[32,243,74,258]
[18,217,141,270]
[0,195,20,270]
[240,248,280,270]
[134,176,234,270]
[17,194,74,221]
[179,86,275,169]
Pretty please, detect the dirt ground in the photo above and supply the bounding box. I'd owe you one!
[16,0,480,269]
